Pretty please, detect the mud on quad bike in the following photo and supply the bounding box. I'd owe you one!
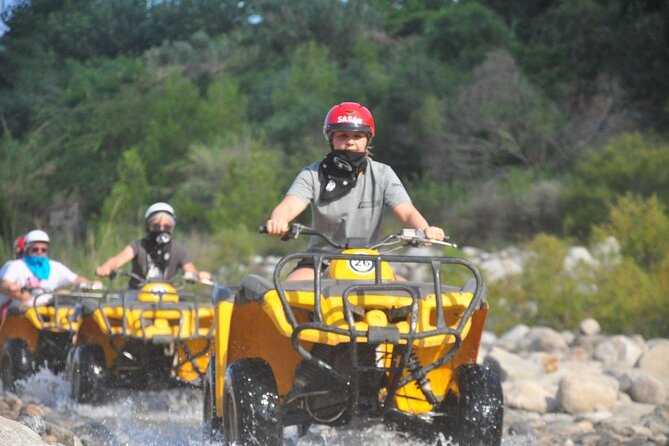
[65,270,217,404]
[203,224,504,446]
[1,286,97,392]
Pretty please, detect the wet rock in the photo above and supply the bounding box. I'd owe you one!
[42,434,59,443]
[20,414,47,436]
[0,415,49,445]
[22,403,45,417]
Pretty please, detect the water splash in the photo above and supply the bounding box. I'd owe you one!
[13,371,530,446]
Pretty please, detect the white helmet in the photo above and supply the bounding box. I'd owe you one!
[25,229,50,246]
[144,202,176,222]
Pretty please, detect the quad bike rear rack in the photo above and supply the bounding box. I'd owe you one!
[273,251,485,415]
[77,289,214,377]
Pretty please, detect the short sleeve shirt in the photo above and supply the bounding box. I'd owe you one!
[286,158,411,252]
[0,259,78,306]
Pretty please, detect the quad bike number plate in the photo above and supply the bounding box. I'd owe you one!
[348,258,374,274]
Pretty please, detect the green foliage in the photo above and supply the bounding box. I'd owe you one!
[208,149,283,232]
[563,133,669,240]
[424,2,513,69]
[588,257,663,337]
[0,128,53,233]
[265,41,337,155]
[592,194,669,269]
[488,196,669,337]
[97,148,149,233]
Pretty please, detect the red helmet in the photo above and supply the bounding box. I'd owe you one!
[323,102,375,141]
[14,234,26,258]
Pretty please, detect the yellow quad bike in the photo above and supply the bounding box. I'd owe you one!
[203,224,504,446]
[65,270,218,404]
[0,287,93,392]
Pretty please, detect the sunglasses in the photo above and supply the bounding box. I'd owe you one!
[28,247,48,254]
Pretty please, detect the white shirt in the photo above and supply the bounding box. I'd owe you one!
[0,258,78,306]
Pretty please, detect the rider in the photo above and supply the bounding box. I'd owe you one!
[95,202,211,288]
[265,101,445,280]
[13,234,26,259]
[0,229,97,314]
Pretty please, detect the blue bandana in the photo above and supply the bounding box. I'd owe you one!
[24,256,51,280]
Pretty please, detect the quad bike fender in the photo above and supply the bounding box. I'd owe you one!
[75,314,122,369]
[394,305,489,414]
[213,286,235,418]
[213,292,306,418]
[0,311,40,356]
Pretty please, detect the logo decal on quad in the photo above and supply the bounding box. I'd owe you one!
[348,258,374,274]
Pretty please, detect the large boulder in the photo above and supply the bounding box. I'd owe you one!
[637,341,669,378]
[557,373,619,414]
[518,326,569,354]
[484,346,544,382]
[0,416,49,446]
[593,335,644,367]
[503,380,556,413]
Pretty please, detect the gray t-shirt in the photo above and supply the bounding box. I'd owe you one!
[287,158,412,252]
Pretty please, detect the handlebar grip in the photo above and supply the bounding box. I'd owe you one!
[258,225,268,234]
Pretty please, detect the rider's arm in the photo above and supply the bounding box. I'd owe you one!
[392,202,445,241]
[266,195,308,236]
[95,245,135,277]
[0,279,32,302]
[182,262,211,281]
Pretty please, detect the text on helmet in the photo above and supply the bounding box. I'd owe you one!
[337,115,363,125]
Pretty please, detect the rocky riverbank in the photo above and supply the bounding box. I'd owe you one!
[1,318,668,445]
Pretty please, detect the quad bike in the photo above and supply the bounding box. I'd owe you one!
[203,224,504,446]
[1,286,96,392]
[65,270,217,404]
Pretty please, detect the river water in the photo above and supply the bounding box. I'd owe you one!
[16,369,529,446]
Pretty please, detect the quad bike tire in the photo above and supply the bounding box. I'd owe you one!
[1,339,34,392]
[203,356,223,442]
[69,344,107,404]
[223,358,282,446]
[439,363,504,446]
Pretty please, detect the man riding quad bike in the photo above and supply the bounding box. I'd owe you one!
[0,288,96,392]
[203,224,503,446]
[66,270,217,404]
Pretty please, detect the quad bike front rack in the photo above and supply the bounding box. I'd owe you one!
[272,251,485,415]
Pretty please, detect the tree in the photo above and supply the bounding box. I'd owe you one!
[423,2,513,69]
[208,149,283,232]
[562,133,669,239]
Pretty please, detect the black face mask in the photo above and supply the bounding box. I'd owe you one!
[319,151,368,202]
[144,231,172,269]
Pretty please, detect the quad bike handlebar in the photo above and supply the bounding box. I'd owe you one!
[101,269,216,288]
[259,223,457,250]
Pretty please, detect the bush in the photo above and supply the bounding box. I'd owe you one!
[563,133,669,240]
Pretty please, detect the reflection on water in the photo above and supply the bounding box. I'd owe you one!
[16,370,526,446]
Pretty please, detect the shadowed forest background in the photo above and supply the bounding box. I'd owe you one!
[1,0,668,336]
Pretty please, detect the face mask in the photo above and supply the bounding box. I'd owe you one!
[318,151,368,202]
[24,255,51,280]
[147,231,172,247]
[143,231,172,273]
